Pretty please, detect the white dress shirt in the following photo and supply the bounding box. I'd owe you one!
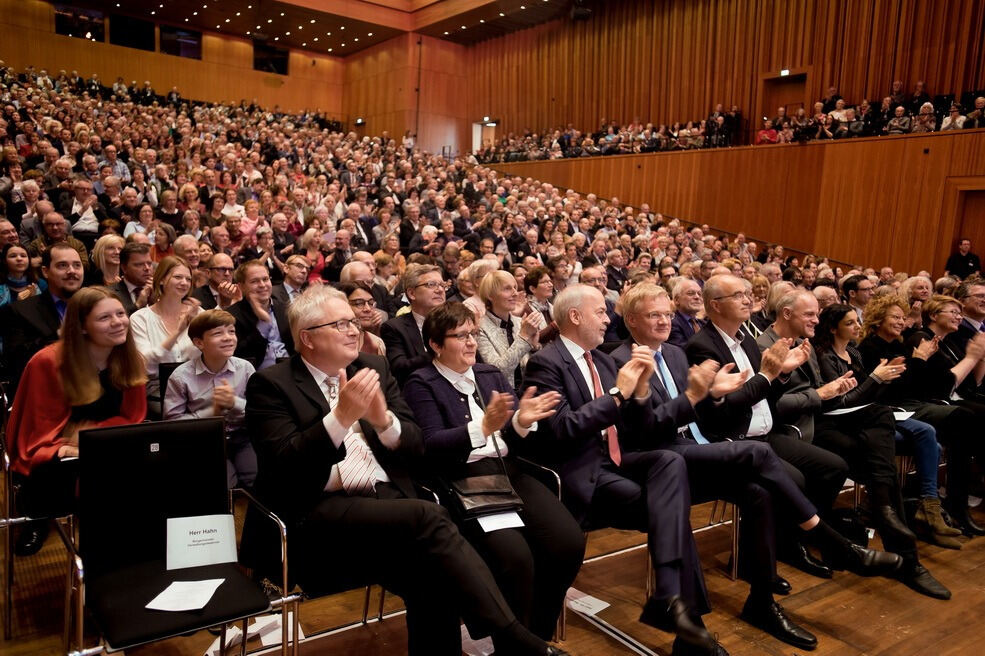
[712,324,773,437]
[300,357,401,492]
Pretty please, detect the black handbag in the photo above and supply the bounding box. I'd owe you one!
[446,388,524,520]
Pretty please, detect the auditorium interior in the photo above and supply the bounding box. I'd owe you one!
[2,0,985,655]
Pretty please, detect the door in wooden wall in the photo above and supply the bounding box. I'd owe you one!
[761,73,807,125]
[954,190,985,267]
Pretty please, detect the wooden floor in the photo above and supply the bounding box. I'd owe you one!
[4,498,985,656]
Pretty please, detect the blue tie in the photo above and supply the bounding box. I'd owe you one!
[654,351,709,444]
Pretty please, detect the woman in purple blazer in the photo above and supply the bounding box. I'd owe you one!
[403,302,585,642]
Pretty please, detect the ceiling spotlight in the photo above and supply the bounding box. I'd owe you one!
[267,18,272,22]
[235,11,240,15]
[340,26,345,30]
[499,12,505,16]
[367,32,373,36]
[225,18,230,22]
[159,3,163,7]
[215,24,219,28]
[483,116,490,121]
[202,3,207,7]
[341,42,346,46]
[520,4,526,8]
[247,4,252,8]
[461,25,466,29]
[443,31,448,35]
[310,19,315,23]
[480,19,485,23]
[328,48,333,52]
[354,37,359,41]
[256,25,260,28]
[150,9,155,14]
[184,18,188,21]
[280,12,284,16]
[302,42,306,46]
[274,36,279,40]
[246,30,250,34]
[192,10,197,14]
[313,37,318,41]
[285,31,290,35]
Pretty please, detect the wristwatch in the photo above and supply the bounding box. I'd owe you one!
[608,386,625,403]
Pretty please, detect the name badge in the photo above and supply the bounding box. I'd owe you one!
[166,514,237,570]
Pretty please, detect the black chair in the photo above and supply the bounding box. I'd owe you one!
[60,418,284,654]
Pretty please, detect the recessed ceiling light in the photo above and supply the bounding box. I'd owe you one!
[297,25,302,29]
[247,4,252,8]
[443,31,449,35]
[224,18,230,22]
[328,48,333,52]
[480,19,485,23]
[499,12,505,16]
[202,3,207,7]
[285,31,290,35]
[267,18,272,23]
[215,24,219,28]
[184,18,188,21]
[280,12,284,16]
[150,9,155,14]
[461,25,466,29]
[274,36,279,40]
[367,32,373,36]
[520,4,526,8]
[235,11,240,16]
[159,3,163,7]
[246,30,250,34]
[310,19,315,24]
[302,42,306,46]
[192,10,197,14]
[341,42,346,46]
[354,37,359,41]
[340,26,345,30]
[313,37,318,41]
[256,24,260,29]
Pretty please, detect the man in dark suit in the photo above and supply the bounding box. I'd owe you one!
[668,278,706,348]
[381,265,447,386]
[112,242,154,315]
[243,286,565,656]
[615,283,904,650]
[522,283,722,654]
[579,266,626,343]
[759,289,948,599]
[4,243,83,393]
[271,254,310,307]
[605,249,629,293]
[946,280,985,400]
[191,253,240,310]
[228,261,293,371]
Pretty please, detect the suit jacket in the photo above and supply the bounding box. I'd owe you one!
[4,293,62,392]
[403,362,524,475]
[610,341,697,450]
[270,282,304,307]
[351,216,379,252]
[191,284,218,310]
[684,322,781,441]
[111,279,138,315]
[755,326,845,442]
[522,339,655,524]
[245,353,423,531]
[668,311,705,349]
[227,298,294,370]
[381,312,429,386]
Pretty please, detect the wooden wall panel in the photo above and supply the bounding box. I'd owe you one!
[0,0,345,115]
[492,131,985,276]
[467,0,985,140]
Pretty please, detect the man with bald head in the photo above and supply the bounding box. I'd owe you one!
[523,284,726,652]
[812,285,838,310]
[758,289,948,599]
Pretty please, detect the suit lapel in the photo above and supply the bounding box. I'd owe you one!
[291,356,331,415]
[556,341,592,405]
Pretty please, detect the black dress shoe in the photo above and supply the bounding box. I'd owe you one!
[740,598,818,651]
[838,543,902,577]
[946,508,985,537]
[875,505,917,542]
[779,543,833,579]
[14,521,48,557]
[899,563,951,600]
[639,595,716,651]
[672,635,730,656]
[545,647,571,656]
[773,575,792,596]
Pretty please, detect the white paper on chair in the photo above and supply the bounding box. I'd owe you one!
[258,612,305,647]
[565,587,609,615]
[461,624,495,656]
[166,514,237,570]
[824,403,871,416]
[893,411,914,421]
[476,512,524,533]
[146,578,225,612]
[204,625,242,656]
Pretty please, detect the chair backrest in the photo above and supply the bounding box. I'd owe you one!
[157,361,185,403]
[79,417,228,577]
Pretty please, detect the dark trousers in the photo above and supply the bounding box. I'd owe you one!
[296,487,516,656]
[18,456,79,517]
[587,449,710,615]
[457,459,585,640]
[906,400,985,513]
[759,427,849,516]
[668,440,818,594]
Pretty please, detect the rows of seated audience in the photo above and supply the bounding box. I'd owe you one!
[5,64,985,656]
[475,79,985,161]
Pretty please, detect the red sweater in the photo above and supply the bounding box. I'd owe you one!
[7,343,147,476]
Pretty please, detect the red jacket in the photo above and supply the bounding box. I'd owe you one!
[7,343,147,476]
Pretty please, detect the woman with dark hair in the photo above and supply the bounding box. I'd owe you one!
[857,294,985,537]
[122,203,156,241]
[814,304,960,549]
[337,281,386,356]
[6,286,146,553]
[0,242,45,305]
[523,266,559,345]
[403,303,584,642]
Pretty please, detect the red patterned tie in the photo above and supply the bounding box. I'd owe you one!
[584,351,621,466]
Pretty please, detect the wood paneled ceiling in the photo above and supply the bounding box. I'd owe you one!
[58,0,585,56]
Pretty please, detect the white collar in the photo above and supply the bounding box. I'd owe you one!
[712,322,743,348]
[559,334,587,361]
[433,360,477,392]
[300,356,341,390]
[193,354,235,376]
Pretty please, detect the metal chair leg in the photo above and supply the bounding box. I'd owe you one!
[62,532,74,653]
[219,624,227,653]
[644,551,653,604]
[3,518,12,640]
[240,618,248,656]
[292,598,300,656]
[729,504,740,581]
[361,585,372,624]
[376,587,385,621]
[853,481,863,508]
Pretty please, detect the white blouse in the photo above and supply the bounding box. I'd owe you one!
[129,305,200,398]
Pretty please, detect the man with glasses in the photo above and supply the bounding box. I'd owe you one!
[228,260,293,370]
[243,286,569,656]
[842,274,875,322]
[192,252,241,310]
[112,242,154,315]
[382,264,447,386]
[272,254,311,306]
[669,278,706,348]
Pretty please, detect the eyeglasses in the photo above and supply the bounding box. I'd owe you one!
[445,330,479,342]
[644,312,675,321]
[303,318,361,334]
[415,280,447,290]
[581,277,605,285]
[713,291,752,302]
[209,266,234,273]
[349,298,377,309]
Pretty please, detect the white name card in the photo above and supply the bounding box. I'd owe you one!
[166,514,237,571]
